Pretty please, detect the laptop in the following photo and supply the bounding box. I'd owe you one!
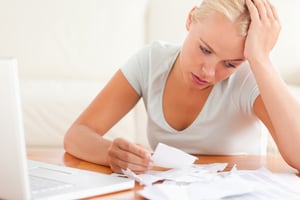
[0,58,135,200]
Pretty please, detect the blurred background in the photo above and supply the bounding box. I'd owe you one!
[0,0,299,155]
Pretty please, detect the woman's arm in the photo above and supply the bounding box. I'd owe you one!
[64,70,152,173]
[253,81,300,171]
[246,0,300,170]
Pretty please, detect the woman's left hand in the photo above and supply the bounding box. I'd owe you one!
[244,0,281,63]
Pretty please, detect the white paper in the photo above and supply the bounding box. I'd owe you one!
[151,143,198,168]
[121,143,226,186]
[121,168,162,186]
[138,167,300,200]
[139,184,189,200]
[122,162,228,186]
[148,163,228,183]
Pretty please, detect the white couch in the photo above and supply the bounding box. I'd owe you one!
[1,0,299,153]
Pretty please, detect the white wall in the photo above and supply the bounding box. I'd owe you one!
[271,1,300,83]
[0,0,148,82]
[147,0,200,44]
[0,0,149,148]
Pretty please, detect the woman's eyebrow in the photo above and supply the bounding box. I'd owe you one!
[200,38,215,53]
[200,38,245,62]
[229,58,246,62]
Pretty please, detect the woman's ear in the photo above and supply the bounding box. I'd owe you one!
[186,6,197,31]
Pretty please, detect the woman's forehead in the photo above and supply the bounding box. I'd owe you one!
[192,13,246,59]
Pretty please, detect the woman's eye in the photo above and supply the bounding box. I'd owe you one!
[200,46,211,54]
[224,61,236,68]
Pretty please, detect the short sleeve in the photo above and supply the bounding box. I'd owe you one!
[120,45,151,97]
[231,63,260,115]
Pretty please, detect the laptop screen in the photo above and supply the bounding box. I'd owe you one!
[0,58,135,200]
[0,58,31,199]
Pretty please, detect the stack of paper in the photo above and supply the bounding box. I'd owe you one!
[121,143,300,199]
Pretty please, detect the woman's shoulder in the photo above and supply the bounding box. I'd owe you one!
[131,40,180,61]
[230,62,253,83]
[145,41,181,67]
[144,40,181,56]
[149,40,181,50]
[219,62,256,100]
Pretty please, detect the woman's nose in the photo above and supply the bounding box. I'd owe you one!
[200,64,215,78]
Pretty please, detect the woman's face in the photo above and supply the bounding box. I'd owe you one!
[179,10,246,90]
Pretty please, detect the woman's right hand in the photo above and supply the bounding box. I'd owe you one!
[107,137,153,174]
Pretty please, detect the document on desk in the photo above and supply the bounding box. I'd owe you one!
[122,162,228,186]
[122,143,227,186]
[121,143,204,186]
[138,167,300,200]
[120,143,300,199]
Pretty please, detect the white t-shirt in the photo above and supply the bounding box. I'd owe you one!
[121,41,266,155]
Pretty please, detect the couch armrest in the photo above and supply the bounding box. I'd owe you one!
[21,80,138,148]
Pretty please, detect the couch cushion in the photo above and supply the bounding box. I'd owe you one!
[20,80,137,147]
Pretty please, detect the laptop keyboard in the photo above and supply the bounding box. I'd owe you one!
[30,175,73,194]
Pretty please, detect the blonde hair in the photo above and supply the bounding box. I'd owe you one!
[192,0,250,36]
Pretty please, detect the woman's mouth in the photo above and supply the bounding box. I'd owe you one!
[191,73,208,86]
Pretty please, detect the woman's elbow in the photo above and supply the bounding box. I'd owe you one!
[63,127,76,153]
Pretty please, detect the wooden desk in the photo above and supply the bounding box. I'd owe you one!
[27,148,299,200]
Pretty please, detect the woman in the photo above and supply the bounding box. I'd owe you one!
[64,0,300,174]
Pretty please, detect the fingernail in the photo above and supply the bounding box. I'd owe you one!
[147,161,153,169]
[145,152,151,159]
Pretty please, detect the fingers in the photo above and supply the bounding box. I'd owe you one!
[108,138,153,174]
[254,0,268,21]
[247,0,279,23]
[246,0,259,21]
[118,138,151,161]
[267,0,280,22]
[249,0,281,33]
[244,0,281,61]
[263,0,273,20]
